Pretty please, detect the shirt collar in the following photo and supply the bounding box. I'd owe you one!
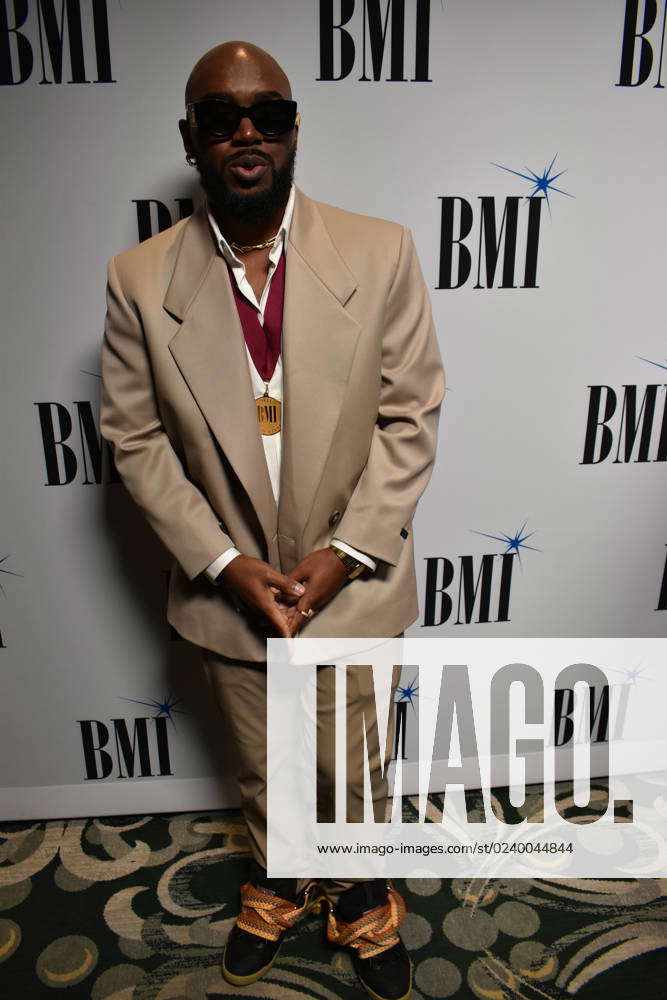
[206,184,295,269]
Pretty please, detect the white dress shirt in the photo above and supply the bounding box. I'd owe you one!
[203,186,376,583]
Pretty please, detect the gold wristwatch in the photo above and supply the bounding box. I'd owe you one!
[329,544,366,580]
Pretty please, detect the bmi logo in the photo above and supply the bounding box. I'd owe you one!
[422,521,540,627]
[580,357,667,463]
[135,198,194,243]
[437,155,572,290]
[580,356,666,612]
[35,371,118,485]
[0,0,114,85]
[318,0,431,82]
[617,0,666,88]
[78,695,182,780]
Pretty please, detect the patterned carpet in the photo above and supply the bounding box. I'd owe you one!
[1,802,666,999]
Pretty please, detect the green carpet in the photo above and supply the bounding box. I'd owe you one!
[1,803,665,999]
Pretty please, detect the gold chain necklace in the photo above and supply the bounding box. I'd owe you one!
[229,234,278,254]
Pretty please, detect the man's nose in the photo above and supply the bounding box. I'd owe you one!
[233,114,262,144]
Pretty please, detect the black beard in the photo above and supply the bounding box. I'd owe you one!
[198,146,296,224]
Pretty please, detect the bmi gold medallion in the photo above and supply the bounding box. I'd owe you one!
[256,393,281,435]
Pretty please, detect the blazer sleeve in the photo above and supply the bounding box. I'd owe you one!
[335,226,445,566]
[100,255,235,581]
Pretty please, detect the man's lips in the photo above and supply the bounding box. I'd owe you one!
[227,154,271,182]
[231,163,266,180]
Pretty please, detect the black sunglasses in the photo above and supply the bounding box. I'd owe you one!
[186,98,299,139]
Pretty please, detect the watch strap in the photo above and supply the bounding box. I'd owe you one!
[329,544,366,580]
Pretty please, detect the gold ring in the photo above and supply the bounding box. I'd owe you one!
[299,608,316,618]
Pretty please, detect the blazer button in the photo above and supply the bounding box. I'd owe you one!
[329,510,341,528]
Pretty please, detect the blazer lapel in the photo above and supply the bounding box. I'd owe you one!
[278,190,360,546]
[165,205,278,545]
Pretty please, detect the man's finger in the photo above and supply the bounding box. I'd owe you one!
[267,569,305,600]
[294,587,320,614]
[285,607,301,638]
[288,608,306,637]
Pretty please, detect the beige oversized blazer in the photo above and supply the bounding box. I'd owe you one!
[101,187,445,661]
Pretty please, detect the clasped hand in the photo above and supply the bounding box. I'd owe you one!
[220,549,348,638]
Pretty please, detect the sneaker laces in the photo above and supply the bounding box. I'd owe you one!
[326,885,407,959]
[236,881,316,942]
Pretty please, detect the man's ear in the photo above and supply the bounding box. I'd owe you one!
[178,117,192,157]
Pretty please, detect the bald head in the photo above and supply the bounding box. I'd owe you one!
[185,41,292,106]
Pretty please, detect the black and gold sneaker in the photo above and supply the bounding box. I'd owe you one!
[328,880,412,1000]
[222,868,323,987]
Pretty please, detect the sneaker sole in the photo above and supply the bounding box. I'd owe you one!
[221,891,325,986]
[221,944,281,986]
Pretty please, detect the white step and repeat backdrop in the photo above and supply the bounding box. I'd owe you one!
[1,0,665,820]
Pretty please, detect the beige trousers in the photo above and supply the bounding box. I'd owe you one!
[202,648,401,902]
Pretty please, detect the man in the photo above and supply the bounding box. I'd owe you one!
[101,40,444,1000]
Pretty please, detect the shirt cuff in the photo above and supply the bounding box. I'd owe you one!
[204,548,242,583]
[331,538,377,573]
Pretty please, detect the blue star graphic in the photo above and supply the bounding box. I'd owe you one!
[119,692,185,726]
[0,555,23,597]
[471,520,541,564]
[636,356,667,372]
[492,153,574,215]
[603,662,655,687]
[396,675,419,712]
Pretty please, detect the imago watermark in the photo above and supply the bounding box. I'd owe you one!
[266,638,667,878]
